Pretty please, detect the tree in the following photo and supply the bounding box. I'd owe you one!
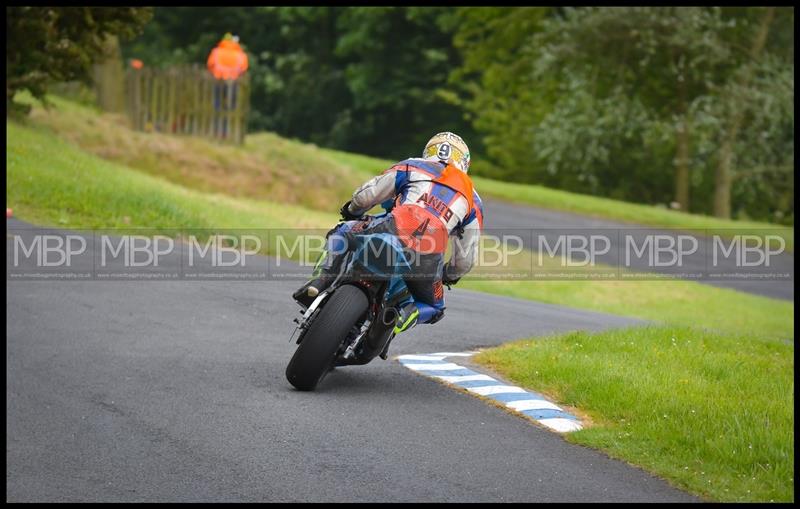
[6,6,152,114]
[532,7,736,212]
[449,7,793,222]
[333,6,479,158]
[445,7,552,181]
[711,7,779,218]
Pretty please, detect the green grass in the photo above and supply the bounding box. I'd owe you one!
[319,146,390,180]
[461,277,793,341]
[22,94,372,214]
[472,176,792,244]
[473,326,794,502]
[7,120,337,258]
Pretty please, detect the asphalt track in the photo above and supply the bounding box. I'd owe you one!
[482,198,794,301]
[6,219,700,502]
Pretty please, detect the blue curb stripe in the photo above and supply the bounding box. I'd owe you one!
[396,353,583,433]
[489,392,545,403]
[520,408,578,421]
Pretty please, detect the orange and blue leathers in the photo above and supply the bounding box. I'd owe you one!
[332,157,484,324]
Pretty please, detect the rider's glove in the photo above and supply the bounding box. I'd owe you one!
[442,272,460,288]
[340,200,362,221]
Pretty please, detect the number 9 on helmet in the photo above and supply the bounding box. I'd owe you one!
[423,132,471,173]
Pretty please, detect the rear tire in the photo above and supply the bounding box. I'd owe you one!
[285,285,368,391]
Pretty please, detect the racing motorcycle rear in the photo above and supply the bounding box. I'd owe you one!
[285,217,414,391]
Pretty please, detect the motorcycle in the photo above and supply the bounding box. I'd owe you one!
[285,211,416,391]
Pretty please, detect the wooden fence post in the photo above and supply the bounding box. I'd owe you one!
[121,65,250,144]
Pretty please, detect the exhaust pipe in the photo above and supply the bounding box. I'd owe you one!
[381,306,399,327]
[357,307,398,362]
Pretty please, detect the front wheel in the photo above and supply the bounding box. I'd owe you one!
[285,284,368,391]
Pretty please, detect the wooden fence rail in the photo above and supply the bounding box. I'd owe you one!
[124,65,250,144]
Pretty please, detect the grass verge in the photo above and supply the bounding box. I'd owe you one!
[460,278,793,341]
[7,120,337,253]
[22,94,371,214]
[473,325,794,502]
[471,176,794,251]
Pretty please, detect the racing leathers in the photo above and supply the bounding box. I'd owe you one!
[311,156,484,328]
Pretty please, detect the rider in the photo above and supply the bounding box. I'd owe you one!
[293,132,484,335]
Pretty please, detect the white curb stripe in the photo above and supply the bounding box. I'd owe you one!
[467,385,528,396]
[433,374,496,383]
[396,355,447,362]
[506,399,563,412]
[398,352,584,434]
[539,418,583,433]
[403,362,464,371]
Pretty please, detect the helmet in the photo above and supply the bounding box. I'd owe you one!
[423,132,471,173]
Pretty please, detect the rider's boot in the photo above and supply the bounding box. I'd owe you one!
[292,247,341,308]
[292,274,336,308]
[393,302,420,335]
[292,280,318,308]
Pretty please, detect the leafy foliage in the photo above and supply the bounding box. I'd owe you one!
[6,7,152,114]
[448,6,793,222]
